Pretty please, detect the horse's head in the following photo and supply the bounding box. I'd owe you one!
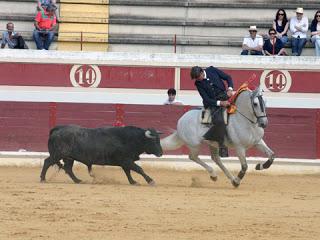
[251,86,268,128]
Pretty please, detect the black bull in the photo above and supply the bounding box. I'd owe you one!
[40,125,163,185]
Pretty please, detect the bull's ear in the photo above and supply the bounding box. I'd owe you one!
[145,130,156,139]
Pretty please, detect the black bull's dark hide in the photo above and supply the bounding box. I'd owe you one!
[40,125,163,185]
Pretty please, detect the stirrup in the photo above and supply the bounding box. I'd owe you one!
[219,146,229,158]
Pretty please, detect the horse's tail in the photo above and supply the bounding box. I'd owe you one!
[160,131,184,151]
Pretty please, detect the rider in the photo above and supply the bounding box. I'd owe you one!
[190,66,234,157]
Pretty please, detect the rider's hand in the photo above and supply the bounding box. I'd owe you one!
[227,90,233,97]
[220,101,230,107]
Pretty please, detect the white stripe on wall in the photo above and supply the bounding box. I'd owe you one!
[0,86,319,109]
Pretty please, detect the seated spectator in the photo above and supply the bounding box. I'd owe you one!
[163,88,183,105]
[241,26,263,55]
[33,4,57,50]
[290,7,308,56]
[37,0,59,22]
[1,22,28,49]
[310,10,320,56]
[263,28,287,56]
[272,9,289,45]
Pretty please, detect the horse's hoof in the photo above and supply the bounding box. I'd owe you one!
[132,182,140,186]
[255,163,263,170]
[74,179,82,184]
[40,179,46,183]
[210,176,218,181]
[231,177,240,188]
[148,180,156,186]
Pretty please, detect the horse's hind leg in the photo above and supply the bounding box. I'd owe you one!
[40,156,59,182]
[189,146,218,181]
[254,139,275,170]
[63,158,82,183]
[209,146,239,187]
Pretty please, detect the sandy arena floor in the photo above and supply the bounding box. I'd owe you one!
[0,165,319,240]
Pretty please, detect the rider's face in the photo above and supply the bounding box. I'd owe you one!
[197,71,205,81]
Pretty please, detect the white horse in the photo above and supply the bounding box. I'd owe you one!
[161,86,275,187]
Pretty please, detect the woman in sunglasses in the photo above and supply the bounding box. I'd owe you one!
[263,28,287,56]
[310,10,320,56]
[272,9,289,44]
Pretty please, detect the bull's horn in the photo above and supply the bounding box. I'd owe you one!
[156,131,163,135]
[145,130,156,139]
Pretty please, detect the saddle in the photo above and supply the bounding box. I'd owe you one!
[200,108,228,125]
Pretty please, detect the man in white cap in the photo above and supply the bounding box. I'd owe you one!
[241,26,263,55]
[290,7,308,56]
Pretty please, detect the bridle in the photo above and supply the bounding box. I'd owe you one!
[235,91,267,124]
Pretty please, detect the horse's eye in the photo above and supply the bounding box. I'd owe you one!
[253,102,258,106]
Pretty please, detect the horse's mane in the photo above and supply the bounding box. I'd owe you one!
[227,83,251,114]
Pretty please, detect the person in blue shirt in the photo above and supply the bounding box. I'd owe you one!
[1,22,28,49]
[263,28,287,56]
[190,66,234,157]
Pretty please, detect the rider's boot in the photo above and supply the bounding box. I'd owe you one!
[219,143,229,158]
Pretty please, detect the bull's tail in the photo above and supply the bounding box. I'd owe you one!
[160,131,184,151]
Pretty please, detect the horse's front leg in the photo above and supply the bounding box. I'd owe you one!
[209,145,238,187]
[235,147,248,182]
[254,139,275,170]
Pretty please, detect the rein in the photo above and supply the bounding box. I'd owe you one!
[228,84,267,125]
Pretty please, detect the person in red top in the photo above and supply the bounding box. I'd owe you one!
[32,4,57,50]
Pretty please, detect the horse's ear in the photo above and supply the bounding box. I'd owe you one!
[253,85,262,97]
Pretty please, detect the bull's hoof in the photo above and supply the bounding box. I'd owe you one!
[74,179,82,184]
[148,180,156,186]
[210,176,218,182]
[231,177,240,188]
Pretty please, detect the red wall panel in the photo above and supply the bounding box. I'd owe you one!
[180,68,320,93]
[0,102,318,159]
[0,63,175,89]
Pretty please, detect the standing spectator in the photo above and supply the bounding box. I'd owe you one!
[33,4,57,50]
[241,26,264,55]
[263,28,287,56]
[163,88,183,105]
[272,9,289,45]
[1,22,28,49]
[290,7,308,56]
[310,10,320,56]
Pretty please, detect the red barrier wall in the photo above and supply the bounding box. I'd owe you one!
[1,63,320,93]
[0,63,175,89]
[0,102,318,159]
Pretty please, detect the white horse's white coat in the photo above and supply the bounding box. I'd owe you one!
[161,87,275,187]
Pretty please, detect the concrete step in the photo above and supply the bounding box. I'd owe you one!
[1,40,58,50]
[108,34,315,48]
[109,24,273,38]
[0,1,37,15]
[108,43,315,56]
[0,20,34,32]
[60,3,108,23]
[109,5,318,22]
[109,0,320,9]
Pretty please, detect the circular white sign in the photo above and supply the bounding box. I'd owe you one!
[70,65,101,88]
[260,70,292,93]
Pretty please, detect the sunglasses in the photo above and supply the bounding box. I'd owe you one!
[269,32,276,35]
[278,13,284,16]
[249,30,257,33]
[316,15,320,17]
